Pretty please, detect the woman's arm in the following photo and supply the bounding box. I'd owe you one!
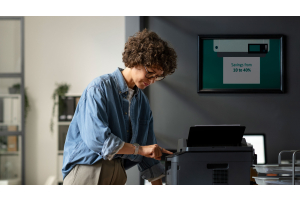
[117,143,172,160]
[116,142,135,154]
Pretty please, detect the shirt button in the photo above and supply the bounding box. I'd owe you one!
[127,130,129,132]
[125,112,127,115]
[119,91,121,94]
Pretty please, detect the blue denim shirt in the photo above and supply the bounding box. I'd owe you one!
[62,68,165,182]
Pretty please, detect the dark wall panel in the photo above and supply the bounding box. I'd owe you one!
[147,16,300,163]
[125,16,140,40]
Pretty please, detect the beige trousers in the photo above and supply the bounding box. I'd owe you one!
[63,158,127,185]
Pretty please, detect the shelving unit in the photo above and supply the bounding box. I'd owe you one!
[55,93,81,184]
[0,16,25,185]
[0,152,20,155]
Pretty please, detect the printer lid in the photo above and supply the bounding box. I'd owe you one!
[187,125,246,147]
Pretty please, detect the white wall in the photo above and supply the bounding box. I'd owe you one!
[24,16,125,184]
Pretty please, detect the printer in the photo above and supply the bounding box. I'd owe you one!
[165,125,257,185]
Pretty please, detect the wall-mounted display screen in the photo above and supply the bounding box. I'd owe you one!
[198,35,284,93]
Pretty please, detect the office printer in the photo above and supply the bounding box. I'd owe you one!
[165,126,257,185]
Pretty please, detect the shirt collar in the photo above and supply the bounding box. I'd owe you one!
[112,67,139,96]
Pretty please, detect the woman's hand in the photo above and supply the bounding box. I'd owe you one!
[138,144,173,160]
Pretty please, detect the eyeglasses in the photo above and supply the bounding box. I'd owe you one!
[144,66,165,81]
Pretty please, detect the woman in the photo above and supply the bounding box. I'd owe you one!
[62,29,177,185]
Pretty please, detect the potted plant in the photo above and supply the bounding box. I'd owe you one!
[8,83,30,121]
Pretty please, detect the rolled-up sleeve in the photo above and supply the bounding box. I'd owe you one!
[78,86,124,160]
[138,111,165,182]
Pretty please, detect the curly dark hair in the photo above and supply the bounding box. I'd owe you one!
[122,29,177,77]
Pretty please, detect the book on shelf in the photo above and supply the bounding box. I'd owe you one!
[59,96,80,122]
[66,97,75,120]
[58,96,67,121]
